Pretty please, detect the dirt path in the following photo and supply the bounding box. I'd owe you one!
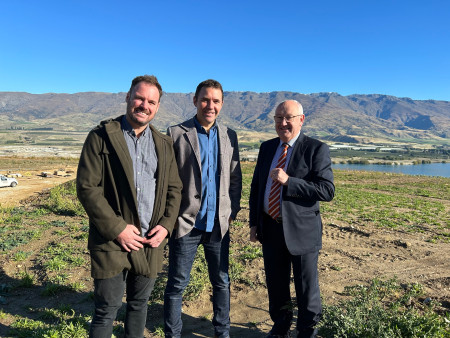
[0,170,77,207]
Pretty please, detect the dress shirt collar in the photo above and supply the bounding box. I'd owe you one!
[193,116,218,134]
[121,115,149,138]
[279,131,301,148]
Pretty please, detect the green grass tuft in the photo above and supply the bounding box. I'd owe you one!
[319,277,449,337]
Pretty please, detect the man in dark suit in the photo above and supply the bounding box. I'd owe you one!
[249,100,334,338]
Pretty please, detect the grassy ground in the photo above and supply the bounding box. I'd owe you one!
[0,163,449,337]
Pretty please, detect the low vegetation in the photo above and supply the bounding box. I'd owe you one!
[0,163,449,337]
[0,156,79,172]
[320,170,450,242]
[320,277,449,337]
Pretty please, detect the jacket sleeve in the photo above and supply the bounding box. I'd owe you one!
[76,130,127,241]
[228,129,242,220]
[157,139,182,235]
[249,143,263,228]
[286,142,335,202]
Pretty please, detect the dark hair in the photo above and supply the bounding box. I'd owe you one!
[129,75,163,101]
[194,79,223,101]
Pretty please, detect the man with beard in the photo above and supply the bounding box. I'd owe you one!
[164,79,242,338]
[77,75,182,337]
[249,100,334,338]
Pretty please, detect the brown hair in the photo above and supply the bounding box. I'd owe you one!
[129,75,163,101]
[194,79,223,101]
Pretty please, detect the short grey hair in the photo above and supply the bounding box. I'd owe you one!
[277,100,304,115]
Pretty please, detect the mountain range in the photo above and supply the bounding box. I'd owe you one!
[1,91,449,144]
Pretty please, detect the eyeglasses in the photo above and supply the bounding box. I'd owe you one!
[273,115,301,123]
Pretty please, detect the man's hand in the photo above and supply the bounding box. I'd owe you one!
[116,224,144,252]
[270,168,289,185]
[143,225,168,248]
[250,226,258,242]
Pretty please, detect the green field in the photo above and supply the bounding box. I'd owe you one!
[0,163,449,337]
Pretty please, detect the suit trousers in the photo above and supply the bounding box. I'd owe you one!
[89,269,156,338]
[261,214,321,337]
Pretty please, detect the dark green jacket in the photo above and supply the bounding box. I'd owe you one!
[77,116,182,279]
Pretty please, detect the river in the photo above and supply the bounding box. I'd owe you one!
[332,162,450,178]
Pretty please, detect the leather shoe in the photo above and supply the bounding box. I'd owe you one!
[266,331,291,338]
[296,327,318,338]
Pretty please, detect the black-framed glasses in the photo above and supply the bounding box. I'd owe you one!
[273,115,301,123]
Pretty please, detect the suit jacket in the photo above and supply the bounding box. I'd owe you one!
[77,116,182,278]
[168,117,242,239]
[249,131,335,255]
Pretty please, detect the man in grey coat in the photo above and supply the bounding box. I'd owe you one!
[164,79,242,338]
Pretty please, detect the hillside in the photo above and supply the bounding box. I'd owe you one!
[1,91,449,144]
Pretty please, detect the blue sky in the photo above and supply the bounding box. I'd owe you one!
[1,1,449,101]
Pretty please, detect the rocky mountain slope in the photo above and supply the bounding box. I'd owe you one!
[1,91,449,143]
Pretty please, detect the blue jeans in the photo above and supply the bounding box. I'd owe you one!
[89,270,156,338]
[164,228,230,338]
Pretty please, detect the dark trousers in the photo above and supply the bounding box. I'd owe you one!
[262,214,321,338]
[89,270,156,338]
[164,227,230,338]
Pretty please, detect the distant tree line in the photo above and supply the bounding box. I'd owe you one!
[7,126,54,130]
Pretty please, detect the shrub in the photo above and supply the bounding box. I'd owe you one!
[44,181,84,216]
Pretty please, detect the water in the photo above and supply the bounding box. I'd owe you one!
[332,162,450,178]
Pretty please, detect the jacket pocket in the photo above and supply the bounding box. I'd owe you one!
[295,210,322,245]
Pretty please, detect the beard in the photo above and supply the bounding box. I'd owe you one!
[126,105,150,127]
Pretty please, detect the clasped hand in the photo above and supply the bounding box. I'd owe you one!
[117,224,168,252]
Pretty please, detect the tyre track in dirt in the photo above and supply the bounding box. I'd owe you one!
[320,220,450,306]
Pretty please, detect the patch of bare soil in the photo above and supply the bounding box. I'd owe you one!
[1,169,449,337]
[210,209,450,337]
[0,169,77,207]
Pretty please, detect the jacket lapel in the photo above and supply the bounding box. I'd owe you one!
[149,124,163,227]
[104,117,138,204]
[183,118,202,170]
[287,132,306,174]
[217,123,228,174]
[261,138,279,183]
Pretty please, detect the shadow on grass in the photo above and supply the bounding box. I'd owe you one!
[0,266,93,336]
[1,268,268,337]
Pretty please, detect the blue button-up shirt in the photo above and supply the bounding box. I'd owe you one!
[121,116,157,236]
[194,117,219,232]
